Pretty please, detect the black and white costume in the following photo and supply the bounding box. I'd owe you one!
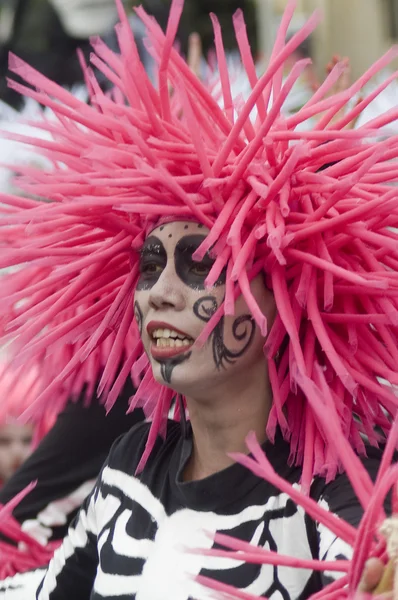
[0,421,381,600]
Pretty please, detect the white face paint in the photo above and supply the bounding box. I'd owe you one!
[134,221,276,397]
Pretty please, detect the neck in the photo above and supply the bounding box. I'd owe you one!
[183,361,272,481]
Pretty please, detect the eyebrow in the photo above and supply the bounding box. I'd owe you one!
[139,236,166,256]
[175,235,207,254]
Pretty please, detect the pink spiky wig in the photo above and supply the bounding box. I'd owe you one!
[0,0,398,490]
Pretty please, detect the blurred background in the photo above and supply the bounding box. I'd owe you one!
[1,0,398,108]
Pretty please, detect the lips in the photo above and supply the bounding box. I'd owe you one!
[150,344,193,360]
[147,321,194,360]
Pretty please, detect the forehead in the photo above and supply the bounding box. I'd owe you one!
[147,221,210,248]
[0,423,33,437]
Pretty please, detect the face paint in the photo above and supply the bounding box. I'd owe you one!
[192,296,218,321]
[136,236,167,291]
[134,220,275,393]
[134,301,143,336]
[174,235,226,290]
[193,297,256,370]
[212,315,256,370]
[147,320,194,384]
[158,351,192,384]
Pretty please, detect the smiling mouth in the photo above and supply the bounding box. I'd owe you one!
[149,327,194,359]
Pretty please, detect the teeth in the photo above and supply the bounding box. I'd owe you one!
[152,328,192,342]
[155,337,193,348]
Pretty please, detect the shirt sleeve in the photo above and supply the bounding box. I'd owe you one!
[0,481,98,600]
[34,485,99,600]
[31,420,152,599]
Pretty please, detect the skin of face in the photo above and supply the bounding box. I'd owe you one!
[134,220,276,398]
[0,423,34,483]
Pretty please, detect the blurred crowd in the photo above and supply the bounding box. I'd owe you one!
[0,0,257,107]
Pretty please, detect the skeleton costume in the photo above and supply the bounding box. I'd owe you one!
[0,0,397,598]
[0,420,383,600]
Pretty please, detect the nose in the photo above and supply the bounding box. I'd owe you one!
[148,266,186,311]
[10,444,28,470]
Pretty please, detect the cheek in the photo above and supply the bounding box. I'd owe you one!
[133,293,146,336]
[21,447,31,460]
[220,286,272,361]
[189,286,225,317]
[222,313,262,358]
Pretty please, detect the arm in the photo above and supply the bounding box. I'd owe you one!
[35,489,99,600]
[0,482,99,600]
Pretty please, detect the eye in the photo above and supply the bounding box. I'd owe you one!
[141,262,163,275]
[190,262,212,276]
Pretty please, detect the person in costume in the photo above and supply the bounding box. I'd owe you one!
[0,0,397,598]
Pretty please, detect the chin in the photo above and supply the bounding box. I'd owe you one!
[150,363,194,393]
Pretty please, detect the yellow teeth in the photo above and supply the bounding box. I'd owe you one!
[152,328,193,343]
[155,338,192,348]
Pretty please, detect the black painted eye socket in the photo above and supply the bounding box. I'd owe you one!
[137,259,165,289]
[174,234,224,289]
[136,236,166,290]
[140,262,163,275]
[190,262,212,277]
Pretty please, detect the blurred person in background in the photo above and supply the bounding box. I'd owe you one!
[0,0,122,107]
[143,0,257,58]
[0,421,33,486]
[0,0,257,107]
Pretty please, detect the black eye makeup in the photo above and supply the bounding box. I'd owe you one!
[174,235,226,290]
[136,236,167,290]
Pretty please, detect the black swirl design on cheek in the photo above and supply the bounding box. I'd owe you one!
[193,297,256,370]
[134,301,143,336]
[216,315,256,369]
[193,296,219,321]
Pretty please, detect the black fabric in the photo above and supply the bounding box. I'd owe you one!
[0,0,91,108]
[15,422,384,600]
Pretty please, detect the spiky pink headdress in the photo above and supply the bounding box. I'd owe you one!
[0,0,398,487]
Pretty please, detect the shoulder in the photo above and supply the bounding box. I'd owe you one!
[311,447,384,527]
[106,419,182,473]
[320,447,382,501]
